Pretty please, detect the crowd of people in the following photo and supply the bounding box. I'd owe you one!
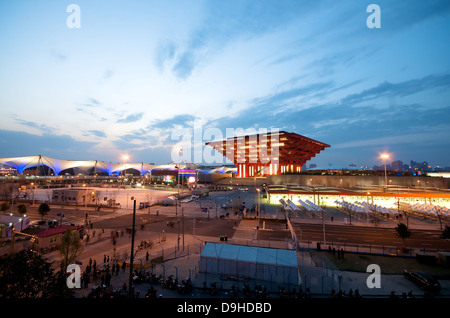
[80,255,125,289]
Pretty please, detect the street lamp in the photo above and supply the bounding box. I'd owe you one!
[256,188,261,221]
[380,153,389,189]
[122,154,129,189]
[175,148,182,216]
[82,184,89,223]
[31,182,35,206]
[176,148,184,251]
[128,199,136,298]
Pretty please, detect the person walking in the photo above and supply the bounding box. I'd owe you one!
[93,260,97,276]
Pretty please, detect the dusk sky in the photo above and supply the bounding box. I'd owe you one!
[1,1,449,168]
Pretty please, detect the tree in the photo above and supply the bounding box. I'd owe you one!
[1,202,10,214]
[57,229,83,272]
[38,203,50,220]
[395,222,411,244]
[436,207,444,230]
[17,203,27,216]
[0,249,74,298]
[441,225,450,240]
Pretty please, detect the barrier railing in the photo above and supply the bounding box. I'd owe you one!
[295,239,448,257]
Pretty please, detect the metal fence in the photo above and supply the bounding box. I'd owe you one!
[294,239,447,257]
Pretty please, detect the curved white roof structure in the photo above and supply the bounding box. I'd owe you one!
[0,155,235,176]
[0,155,170,176]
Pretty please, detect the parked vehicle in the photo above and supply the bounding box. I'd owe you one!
[404,270,441,292]
[48,220,58,227]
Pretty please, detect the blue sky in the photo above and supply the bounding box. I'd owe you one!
[0,0,449,167]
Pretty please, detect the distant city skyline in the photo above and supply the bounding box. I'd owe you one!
[2,155,449,176]
[1,1,449,167]
[310,158,450,171]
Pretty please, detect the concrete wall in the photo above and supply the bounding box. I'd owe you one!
[199,173,234,184]
[266,174,448,189]
[213,175,267,186]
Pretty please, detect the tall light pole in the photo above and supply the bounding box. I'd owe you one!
[83,184,87,222]
[256,188,261,221]
[122,154,129,189]
[31,182,35,206]
[175,148,182,216]
[128,199,136,298]
[380,153,389,190]
[177,148,185,250]
[322,213,326,247]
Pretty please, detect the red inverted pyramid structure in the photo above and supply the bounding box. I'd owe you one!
[205,131,330,177]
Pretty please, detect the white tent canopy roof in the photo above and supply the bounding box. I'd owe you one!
[0,155,171,176]
[201,242,298,267]
[200,242,300,285]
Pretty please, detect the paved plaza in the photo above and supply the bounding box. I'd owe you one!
[5,187,450,299]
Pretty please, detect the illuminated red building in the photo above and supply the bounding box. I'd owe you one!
[205,131,330,177]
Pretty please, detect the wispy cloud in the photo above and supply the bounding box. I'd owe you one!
[120,129,150,141]
[149,114,198,130]
[116,112,144,124]
[381,0,450,32]
[12,116,55,134]
[341,73,450,107]
[0,129,98,159]
[49,49,68,62]
[166,0,326,80]
[333,130,449,150]
[154,40,177,72]
[82,97,101,107]
[252,81,334,111]
[88,130,106,138]
[112,126,172,156]
[172,52,196,79]
[103,69,114,79]
[1,1,449,166]
[203,71,450,164]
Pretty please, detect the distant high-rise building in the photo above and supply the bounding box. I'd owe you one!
[410,160,432,172]
[391,160,408,171]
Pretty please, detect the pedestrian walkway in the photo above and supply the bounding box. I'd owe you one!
[72,229,450,299]
[43,207,445,299]
[230,219,258,241]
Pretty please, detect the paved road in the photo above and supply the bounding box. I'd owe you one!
[14,200,450,300]
[19,198,450,253]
